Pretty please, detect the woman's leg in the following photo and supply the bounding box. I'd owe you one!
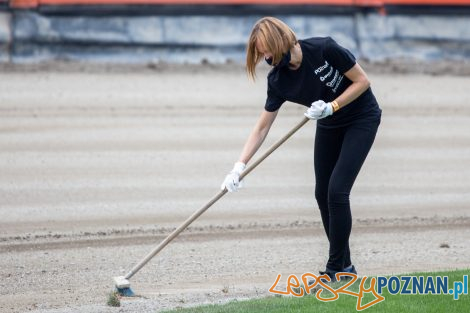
[314,126,345,261]
[325,120,380,272]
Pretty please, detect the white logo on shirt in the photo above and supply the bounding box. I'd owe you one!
[326,70,339,87]
[332,75,344,93]
[320,66,333,82]
[314,61,344,94]
[314,61,329,75]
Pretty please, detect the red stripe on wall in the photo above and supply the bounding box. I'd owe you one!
[9,0,470,10]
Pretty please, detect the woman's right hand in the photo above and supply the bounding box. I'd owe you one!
[222,110,277,193]
[221,162,246,192]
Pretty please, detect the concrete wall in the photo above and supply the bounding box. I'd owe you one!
[357,14,470,61]
[2,11,470,63]
[0,12,11,62]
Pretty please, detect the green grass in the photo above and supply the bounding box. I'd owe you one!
[163,269,469,313]
[106,291,121,307]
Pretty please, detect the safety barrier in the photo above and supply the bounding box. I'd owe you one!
[1,1,469,63]
[7,0,470,10]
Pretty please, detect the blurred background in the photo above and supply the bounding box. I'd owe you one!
[1,2,470,313]
[1,0,469,64]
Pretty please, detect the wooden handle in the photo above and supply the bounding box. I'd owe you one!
[124,116,310,280]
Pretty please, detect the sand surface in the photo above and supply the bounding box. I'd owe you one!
[0,64,469,312]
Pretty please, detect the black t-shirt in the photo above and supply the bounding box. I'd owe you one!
[265,37,381,128]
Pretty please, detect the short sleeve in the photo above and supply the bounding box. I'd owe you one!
[264,82,285,112]
[323,37,356,74]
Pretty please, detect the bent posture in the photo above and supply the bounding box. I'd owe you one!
[221,17,382,280]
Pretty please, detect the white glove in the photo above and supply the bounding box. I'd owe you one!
[221,162,246,192]
[304,100,334,120]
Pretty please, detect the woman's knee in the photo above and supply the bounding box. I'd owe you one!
[327,187,350,208]
[315,186,328,210]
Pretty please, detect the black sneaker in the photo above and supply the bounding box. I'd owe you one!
[343,264,357,275]
[319,265,358,283]
[318,269,338,283]
[308,265,358,286]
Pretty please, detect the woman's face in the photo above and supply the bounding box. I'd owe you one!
[255,39,273,61]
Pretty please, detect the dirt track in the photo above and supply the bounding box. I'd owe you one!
[0,64,469,312]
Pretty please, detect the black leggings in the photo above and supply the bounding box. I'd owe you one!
[314,118,380,272]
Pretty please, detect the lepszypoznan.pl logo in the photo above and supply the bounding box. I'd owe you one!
[269,273,468,311]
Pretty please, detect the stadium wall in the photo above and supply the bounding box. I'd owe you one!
[1,1,470,63]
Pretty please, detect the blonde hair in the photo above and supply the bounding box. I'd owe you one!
[246,17,298,80]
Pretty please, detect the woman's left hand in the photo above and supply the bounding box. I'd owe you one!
[304,100,333,120]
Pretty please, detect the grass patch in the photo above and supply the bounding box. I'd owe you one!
[163,269,469,313]
[106,290,121,307]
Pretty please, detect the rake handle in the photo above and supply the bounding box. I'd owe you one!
[124,116,310,280]
[239,116,309,181]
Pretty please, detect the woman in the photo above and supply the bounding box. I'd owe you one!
[221,17,381,281]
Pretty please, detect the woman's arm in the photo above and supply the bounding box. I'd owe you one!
[334,63,371,109]
[221,109,278,192]
[238,109,278,164]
